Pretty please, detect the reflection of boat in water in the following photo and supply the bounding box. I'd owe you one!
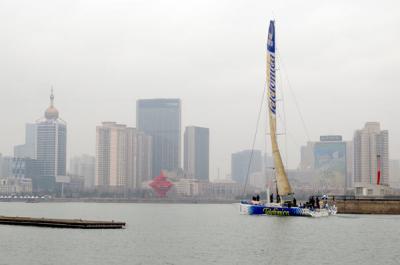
[239,20,336,217]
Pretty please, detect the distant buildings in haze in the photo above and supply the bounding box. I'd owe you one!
[296,123,392,196]
[137,99,181,177]
[9,91,398,198]
[35,90,67,192]
[94,99,211,197]
[353,122,389,195]
[389,160,400,189]
[184,126,209,181]
[14,123,37,159]
[231,150,262,185]
[69,155,95,189]
[299,135,349,193]
[95,122,152,190]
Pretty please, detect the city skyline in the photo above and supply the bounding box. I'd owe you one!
[3,91,396,195]
[1,1,400,180]
[1,91,398,180]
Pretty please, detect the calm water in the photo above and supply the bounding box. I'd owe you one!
[0,202,399,265]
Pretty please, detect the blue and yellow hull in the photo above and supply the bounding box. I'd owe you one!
[239,202,319,217]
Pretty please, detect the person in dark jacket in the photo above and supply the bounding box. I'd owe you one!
[309,196,315,208]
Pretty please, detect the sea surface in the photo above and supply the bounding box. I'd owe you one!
[0,202,399,265]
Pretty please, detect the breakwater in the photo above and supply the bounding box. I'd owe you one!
[334,196,400,214]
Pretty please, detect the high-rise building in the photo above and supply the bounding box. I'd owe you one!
[184,126,209,181]
[0,156,13,178]
[35,90,67,192]
[353,122,389,195]
[298,135,348,192]
[96,122,129,187]
[136,99,181,177]
[96,122,152,189]
[136,131,153,183]
[69,155,95,189]
[346,141,354,190]
[299,142,315,170]
[231,150,262,184]
[389,159,400,189]
[14,123,37,159]
[12,157,39,180]
[313,135,347,191]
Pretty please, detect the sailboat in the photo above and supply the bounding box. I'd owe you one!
[239,20,337,217]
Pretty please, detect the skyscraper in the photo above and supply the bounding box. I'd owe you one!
[136,99,181,177]
[346,141,354,190]
[14,123,37,159]
[184,126,209,181]
[95,122,152,189]
[299,142,315,170]
[0,155,13,178]
[96,122,129,187]
[231,150,262,184]
[12,157,39,179]
[35,90,67,192]
[69,155,95,189]
[136,131,153,183]
[389,159,400,189]
[313,135,347,192]
[353,122,389,195]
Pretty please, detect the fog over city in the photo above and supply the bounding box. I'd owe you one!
[1,0,399,180]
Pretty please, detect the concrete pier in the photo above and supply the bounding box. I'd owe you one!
[334,196,400,214]
[0,216,125,229]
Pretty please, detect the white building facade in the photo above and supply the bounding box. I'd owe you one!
[353,122,389,195]
[96,122,152,189]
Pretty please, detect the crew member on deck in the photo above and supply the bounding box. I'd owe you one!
[309,196,315,209]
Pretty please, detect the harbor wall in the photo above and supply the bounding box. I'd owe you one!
[335,198,400,214]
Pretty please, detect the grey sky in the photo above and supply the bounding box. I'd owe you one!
[1,0,399,179]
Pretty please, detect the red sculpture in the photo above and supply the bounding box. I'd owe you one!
[149,171,173,197]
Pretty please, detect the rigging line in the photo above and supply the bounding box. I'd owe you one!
[242,80,267,196]
[277,54,289,169]
[276,49,311,142]
[275,109,302,147]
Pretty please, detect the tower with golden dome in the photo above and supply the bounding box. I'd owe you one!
[44,89,59,120]
[35,89,67,192]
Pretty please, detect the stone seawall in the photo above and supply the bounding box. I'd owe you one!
[335,199,400,214]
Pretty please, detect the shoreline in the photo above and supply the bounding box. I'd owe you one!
[3,197,400,215]
[0,197,238,204]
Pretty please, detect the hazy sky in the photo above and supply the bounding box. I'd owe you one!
[1,0,399,180]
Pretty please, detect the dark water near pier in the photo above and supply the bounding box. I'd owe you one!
[0,202,399,265]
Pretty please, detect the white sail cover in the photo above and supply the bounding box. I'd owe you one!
[267,20,293,196]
